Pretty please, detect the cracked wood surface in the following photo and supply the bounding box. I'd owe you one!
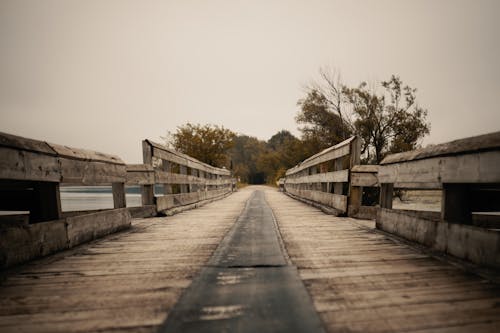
[0,189,253,333]
[265,188,500,333]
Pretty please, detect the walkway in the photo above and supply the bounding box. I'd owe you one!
[1,186,500,332]
[266,188,500,333]
[0,189,253,332]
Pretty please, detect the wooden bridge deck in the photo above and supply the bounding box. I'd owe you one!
[1,186,500,332]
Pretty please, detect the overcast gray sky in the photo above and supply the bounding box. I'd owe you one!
[1,0,499,163]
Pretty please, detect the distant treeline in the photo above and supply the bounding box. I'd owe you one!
[166,71,430,184]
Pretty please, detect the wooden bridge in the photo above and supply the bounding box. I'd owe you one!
[1,131,500,332]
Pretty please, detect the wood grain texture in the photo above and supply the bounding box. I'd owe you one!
[381,130,500,165]
[0,188,253,333]
[265,188,500,333]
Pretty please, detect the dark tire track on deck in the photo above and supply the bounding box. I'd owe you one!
[159,189,325,333]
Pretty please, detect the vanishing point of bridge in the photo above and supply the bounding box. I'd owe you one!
[1,131,500,332]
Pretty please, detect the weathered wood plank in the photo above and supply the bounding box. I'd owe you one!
[265,188,500,333]
[351,172,378,187]
[285,169,348,184]
[59,158,127,185]
[0,131,57,155]
[48,143,124,165]
[66,208,131,248]
[126,165,155,185]
[156,189,230,211]
[0,189,253,332]
[379,150,500,185]
[351,165,379,173]
[381,130,500,165]
[0,219,68,269]
[377,208,500,268]
[141,141,155,206]
[286,137,354,176]
[285,187,347,212]
[112,183,126,209]
[0,147,61,182]
[147,140,230,176]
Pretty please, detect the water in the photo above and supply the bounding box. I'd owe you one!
[60,186,142,212]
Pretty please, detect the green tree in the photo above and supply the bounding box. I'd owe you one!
[166,123,236,168]
[297,71,430,163]
[344,75,430,162]
[229,135,267,184]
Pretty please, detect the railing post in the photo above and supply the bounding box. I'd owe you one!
[141,140,155,206]
[380,183,394,209]
[347,137,362,215]
[180,165,188,193]
[112,182,126,208]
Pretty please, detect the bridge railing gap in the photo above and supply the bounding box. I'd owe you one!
[0,132,236,269]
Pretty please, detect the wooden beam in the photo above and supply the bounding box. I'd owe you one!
[380,183,394,209]
[112,182,126,208]
[141,140,155,206]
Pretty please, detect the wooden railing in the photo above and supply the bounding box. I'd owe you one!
[140,140,235,214]
[283,136,360,215]
[0,131,131,268]
[377,131,500,268]
[0,132,236,268]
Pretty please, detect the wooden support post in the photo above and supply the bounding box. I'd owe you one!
[162,160,172,194]
[380,183,394,209]
[180,165,188,193]
[112,182,126,208]
[441,183,472,224]
[349,186,362,217]
[141,140,155,206]
[334,158,343,195]
[30,182,62,223]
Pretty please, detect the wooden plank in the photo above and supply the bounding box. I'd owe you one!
[147,140,230,176]
[156,189,230,211]
[0,131,57,155]
[0,147,61,182]
[380,183,393,209]
[377,208,500,268]
[351,172,378,187]
[0,190,252,331]
[126,167,155,185]
[126,164,154,172]
[66,208,131,248]
[351,165,379,173]
[155,170,203,185]
[286,138,353,176]
[264,188,500,333]
[112,183,126,209]
[285,169,349,185]
[381,130,500,165]
[141,141,155,206]
[59,158,126,185]
[379,151,500,185]
[0,219,68,269]
[48,142,124,165]
[285,187,347,212]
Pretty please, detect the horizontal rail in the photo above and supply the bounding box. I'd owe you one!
[283,136,360,215]
[141,140,236,213]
